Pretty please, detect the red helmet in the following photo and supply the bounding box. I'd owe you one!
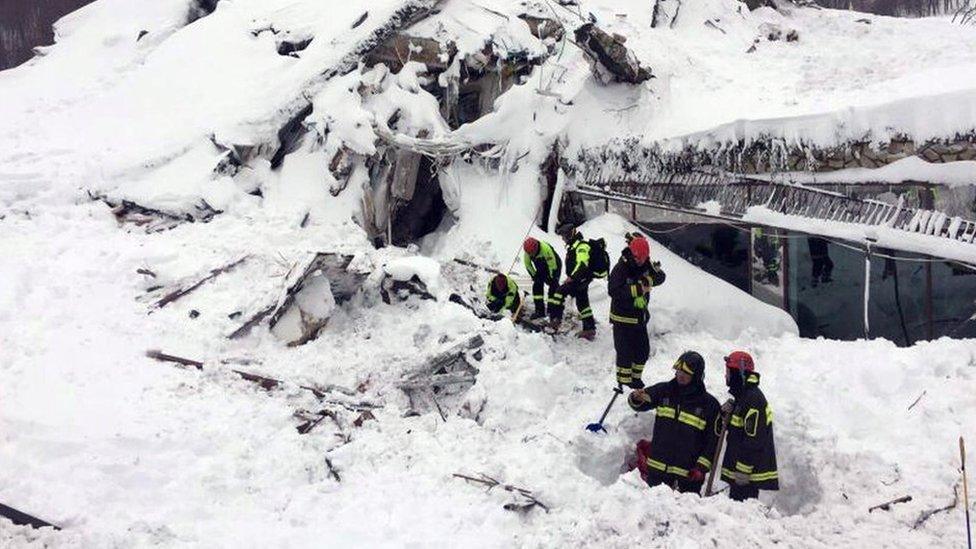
[523,237,540,255]
[493,273,508,292]
[629,236,650,265]
[724,351,754,372]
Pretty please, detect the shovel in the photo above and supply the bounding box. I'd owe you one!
[586,386,624,433]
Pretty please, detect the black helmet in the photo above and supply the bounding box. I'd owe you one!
[674,351,705,382]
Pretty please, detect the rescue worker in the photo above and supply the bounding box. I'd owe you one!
[608,234,666,388]
[485,273,521,319]
[628,351,722,494]
[548,228,598,339]
[522,237,562,320]
[720,351,779,501]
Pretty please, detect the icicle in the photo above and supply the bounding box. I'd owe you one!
[863,237,876,339]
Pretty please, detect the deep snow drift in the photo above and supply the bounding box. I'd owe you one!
[2,0,976,547]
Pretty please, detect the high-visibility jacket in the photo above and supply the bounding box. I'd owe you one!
[485,275,520,314]
[565,234,592,282]
[608,249,666,326]
[721,373,779,490]
[628,380,722,481]
[523,240,561,283]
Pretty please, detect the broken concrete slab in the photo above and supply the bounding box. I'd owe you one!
[229,253,368,345]
[398,335,484,418]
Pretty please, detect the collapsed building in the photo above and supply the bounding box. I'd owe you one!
[94,0,976,346]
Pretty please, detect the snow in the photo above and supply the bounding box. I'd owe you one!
[1,0,976,547]
[743,206,976,266]
[384,256,443,293]
[761,156,976,187]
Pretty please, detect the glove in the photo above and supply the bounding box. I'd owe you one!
[633,295,647,310]
[630,389,651,404]
[721,399,735,415]
[639,276,652,292]
[688,467,705,483]
[733,471,750,486]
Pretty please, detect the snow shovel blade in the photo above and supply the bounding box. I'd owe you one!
[585,422,607,433]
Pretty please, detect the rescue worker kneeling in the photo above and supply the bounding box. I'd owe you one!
[628,351,722,494]
[485,273,521,319]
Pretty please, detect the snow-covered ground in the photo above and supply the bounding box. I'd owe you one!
[2,0,976,547]
[2,206,974,547]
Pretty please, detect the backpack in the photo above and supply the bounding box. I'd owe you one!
[588,238,610,279]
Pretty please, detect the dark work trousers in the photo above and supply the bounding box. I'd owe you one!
[729,485,760,502]
[646,471,702,495]
[530,256,562,318]
[530,275,558,318]
[549,278,595,331]
[612,322,649,386]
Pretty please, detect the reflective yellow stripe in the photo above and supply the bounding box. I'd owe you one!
[674,360,693,375]
[646,458,667,472]
[632,363,644,375]
[666,465,689,477]
[735,461,754,473]
[730,415,744,427]
[580,307,593,319]
[751,471,778,482]
[722,468,778,482]
[610,313,638,324]
[656,406,676,419]
[532,294,545,299]
[745,408,759,437]
[766,406,774,425]
[697,456,712,469]
[630,284,639,298]
[678,411,707,430]
[646,459,691,478]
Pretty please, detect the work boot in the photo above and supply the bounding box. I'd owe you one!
[576,329,596,341]
[628,378,645,390]
[530,310,546,320]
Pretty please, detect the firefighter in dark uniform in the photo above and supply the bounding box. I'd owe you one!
[628,351,722,494]
[608,234,666,389]
[548,229,599,339]
[522,237,562,320]
[721,351,779,501]
[485,273,521,319]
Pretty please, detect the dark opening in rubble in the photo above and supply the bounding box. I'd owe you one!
[391,155,446,246]
[270,104,313,169]
[457,90,482,126]
[277,37,313,57]
[187,0,220,24]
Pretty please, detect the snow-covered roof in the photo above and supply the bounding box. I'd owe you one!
[762,156,976,187]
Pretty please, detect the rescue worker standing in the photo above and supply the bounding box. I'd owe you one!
[485,273,521,319]
[628,351,722,494]
[548,228,598,339]
[608,234,666,388]
[522,237,562,320]
[720,351,779,501]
